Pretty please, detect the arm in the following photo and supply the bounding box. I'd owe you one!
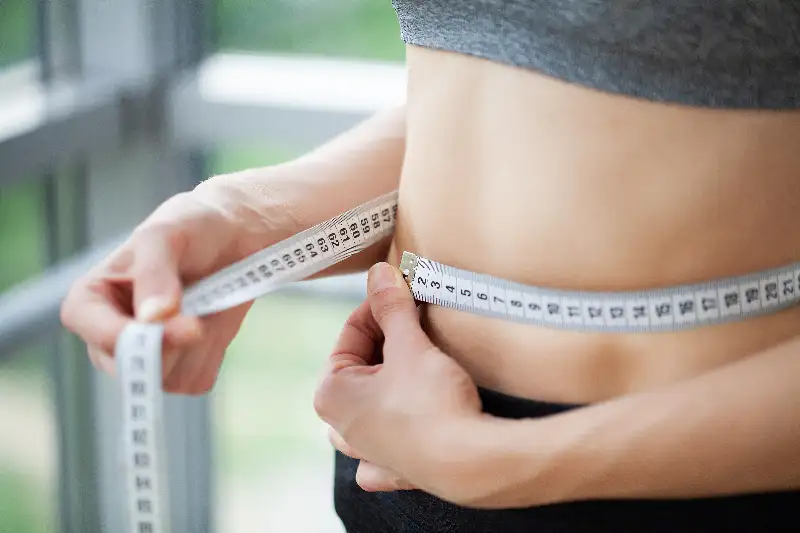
[311,263,800,507]
[478,334,800,507]
[60,105,406,394]
[195,104,406,277]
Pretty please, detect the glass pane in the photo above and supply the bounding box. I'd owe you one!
[215,0,405,62]
[0,179,54,532]
[214,293,359,532]
[0,179,47,292]
[0,341,59,533]
[0,0,35,68]
[210,143,305,175]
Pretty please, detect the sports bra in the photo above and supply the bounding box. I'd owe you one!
[391,1,800,109]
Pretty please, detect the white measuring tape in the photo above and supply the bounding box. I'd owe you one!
[115,191,398,533]
[401,253,800,333]
[114,189,800,532]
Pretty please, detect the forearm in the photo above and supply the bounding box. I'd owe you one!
[197,104,406,275]
[478,335,800,507]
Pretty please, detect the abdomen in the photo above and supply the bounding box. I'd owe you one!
[387,46,800,403]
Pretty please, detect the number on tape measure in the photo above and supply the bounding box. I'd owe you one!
[401,252,800,333]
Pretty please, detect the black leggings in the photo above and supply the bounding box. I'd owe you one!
[334,387,796,532]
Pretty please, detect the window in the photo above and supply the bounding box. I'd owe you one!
[2,0,405,530]
[0,0,35,68]
[214,293,358,531]
[211,143,303,174]
[0,341,59,533]
[0,180,47,292]
[210,147,362,531]
[214,0,405,61]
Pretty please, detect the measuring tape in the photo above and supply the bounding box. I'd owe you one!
[114,189,800,532]
[115,191,398,533]
[400,252,800,333]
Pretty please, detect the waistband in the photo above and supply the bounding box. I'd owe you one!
[478,386,583,419]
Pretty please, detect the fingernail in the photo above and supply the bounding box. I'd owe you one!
[137,296,172,322]
[368,263,399,292]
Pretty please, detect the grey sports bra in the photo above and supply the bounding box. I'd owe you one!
[391,1,800,109]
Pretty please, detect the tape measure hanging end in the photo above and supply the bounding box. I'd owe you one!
[400,251,419,290]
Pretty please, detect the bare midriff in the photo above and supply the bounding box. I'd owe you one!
[385,45,800,404]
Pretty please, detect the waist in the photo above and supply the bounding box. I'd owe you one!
[393,59,800,403]
[388,161,800,404]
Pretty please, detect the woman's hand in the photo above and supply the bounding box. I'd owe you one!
[314,262,488,500]
[60,172,303,394]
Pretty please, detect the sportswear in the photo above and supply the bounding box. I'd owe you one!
[392,0,800,109]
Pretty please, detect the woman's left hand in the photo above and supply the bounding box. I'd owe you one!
[313,262,486,500]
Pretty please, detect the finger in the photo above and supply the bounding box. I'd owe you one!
[356,460,416,492]
[366,263,433,355]
[313,365,374,429]
[160,314,204,381]
[329,300,383,370]
[186,302,251,394]
[163,302,250,395]
[130,227,185,322]
[162,314,204,352]
[87,345,116,376]
[328,427,363,459]
[88,330,188,388]
[60,278,132,355]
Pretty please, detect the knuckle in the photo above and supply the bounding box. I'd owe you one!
[326,425,338,445]
[132,221,187,260]
[313,374,338,421]
[101,244,135,275]
[162,224,189,258]
[59,276,90,329]
[343,310,380,342]
[59,293,76,330]
[312,381,331,419]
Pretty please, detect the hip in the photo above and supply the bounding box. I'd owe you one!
[334,387,800,533]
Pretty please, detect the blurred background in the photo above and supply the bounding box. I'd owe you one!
[0,1,404,532]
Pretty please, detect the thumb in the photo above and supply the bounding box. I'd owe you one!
[366,262,433,354]
[132,229,183,323]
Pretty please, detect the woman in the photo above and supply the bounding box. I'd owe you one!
[61,1,800,531]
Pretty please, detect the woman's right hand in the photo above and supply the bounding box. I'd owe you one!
[60,173,300,394]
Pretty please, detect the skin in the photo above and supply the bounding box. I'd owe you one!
[390,46,800,404]
[315,262,800,506]
[62,43,800,503]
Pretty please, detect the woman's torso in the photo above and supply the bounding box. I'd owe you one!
[386,45,800,404]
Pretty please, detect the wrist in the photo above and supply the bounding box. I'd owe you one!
[193,164,320,248]
[427,414,570,510]
[420,415,528,508]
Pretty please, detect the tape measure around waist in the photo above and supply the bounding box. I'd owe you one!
[114,189,800,532]
[401,253,800,334]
